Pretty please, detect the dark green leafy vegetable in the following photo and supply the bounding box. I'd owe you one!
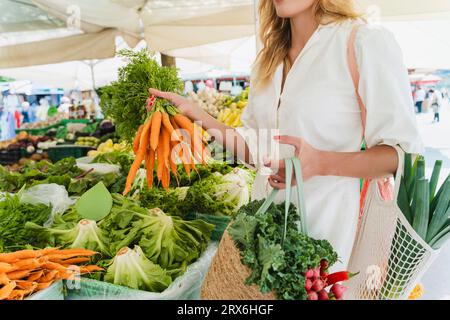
[0,194,52,252]
[229,200,338,300]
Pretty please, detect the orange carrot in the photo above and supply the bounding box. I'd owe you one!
[133,124,144,155]
[7,288,35,300]
[27,270,44,282]
[57,257,90,265]
[38,270,59,283]
[123,119,152,195]
[36,281,53,291]
[15,280,37,291]
[53,248,96,257]
[150,111,162,151]
[13,258,43,271]
[0,273,9,285]
[0,250,40,263]
[169,141,179,182]
[80,265,104,274]
[0,281,16,300]
[7,270,32,280]
[145,147,155,190]
[0,262,15,274]
[156,133,165,182]
[162,112,180,142]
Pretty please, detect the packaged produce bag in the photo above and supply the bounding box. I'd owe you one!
[65,243,217,300]
[346,146,439,300]
[26,281,65,300]
[201,157,340,300]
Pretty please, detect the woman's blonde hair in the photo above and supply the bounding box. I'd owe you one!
[254,0,361,89]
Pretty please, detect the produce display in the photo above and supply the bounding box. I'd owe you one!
[19,114,65,130]
[216,87,249,128]
[0,248,102,300]
[188,87,249,128]
[187,88,231,118]
[75,136,100,148]
[88,139,128,158]
[22,184,214,293]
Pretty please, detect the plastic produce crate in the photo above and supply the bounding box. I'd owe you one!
[47,145,95,162]
[15,123,60,136]
[0,148,21,165]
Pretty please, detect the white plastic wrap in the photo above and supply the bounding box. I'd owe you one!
[19,184,75,226]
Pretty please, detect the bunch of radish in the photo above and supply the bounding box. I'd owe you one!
[304,259,356,300]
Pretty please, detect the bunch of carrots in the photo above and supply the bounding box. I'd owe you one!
[0,248,103,300]
[123,96,210,195]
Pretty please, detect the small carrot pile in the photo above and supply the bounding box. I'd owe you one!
[123,99,210,195]
[0,248,103,300]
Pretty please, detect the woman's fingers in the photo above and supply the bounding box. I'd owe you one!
[268,176,286,190]
[269,174,297,185]
[149,88,184,106]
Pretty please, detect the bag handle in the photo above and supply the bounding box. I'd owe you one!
[254,157,309,245]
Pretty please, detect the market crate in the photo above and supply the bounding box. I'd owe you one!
[15,123,60,136]
[47,145,95,162]
[0,148,21,165]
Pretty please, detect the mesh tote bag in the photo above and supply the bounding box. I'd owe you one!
[345,146,439,300]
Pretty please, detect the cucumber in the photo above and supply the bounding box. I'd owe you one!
[412,178,429,241]
[427,181,450,242]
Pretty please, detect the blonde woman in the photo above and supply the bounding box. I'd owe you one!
[150,0,423,270]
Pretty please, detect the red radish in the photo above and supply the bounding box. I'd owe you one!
[313,267,321,279]
[312,279,325,292]
[305,279,313,291]
[320,259,328,270]
[307,292,318,300]
[305,269,314,279]
[318,290,329,300]
[331,284,347,300]
[320,270,329,278]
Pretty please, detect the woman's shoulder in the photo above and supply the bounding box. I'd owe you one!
[354,22,397,45]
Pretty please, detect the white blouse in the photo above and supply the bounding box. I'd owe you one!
[236,20,424,271]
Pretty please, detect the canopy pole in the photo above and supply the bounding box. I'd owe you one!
[89,61,96,90]
[161,54,176,67]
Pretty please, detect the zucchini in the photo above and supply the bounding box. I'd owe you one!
[427,182,450,242]
[429,160,443,202]
[398,177,413,224]
[413,178,429,241]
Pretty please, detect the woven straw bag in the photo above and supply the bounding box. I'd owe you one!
[201,158,309,300]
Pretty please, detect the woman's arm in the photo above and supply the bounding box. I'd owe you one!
[149,89,253,164]
[266,135,398,189]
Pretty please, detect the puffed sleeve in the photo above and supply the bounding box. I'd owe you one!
[235,78,259,168]
[355,25,424,154]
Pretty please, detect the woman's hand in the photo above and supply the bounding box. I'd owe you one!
[265,135,324,190]
[149,88,200,119]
